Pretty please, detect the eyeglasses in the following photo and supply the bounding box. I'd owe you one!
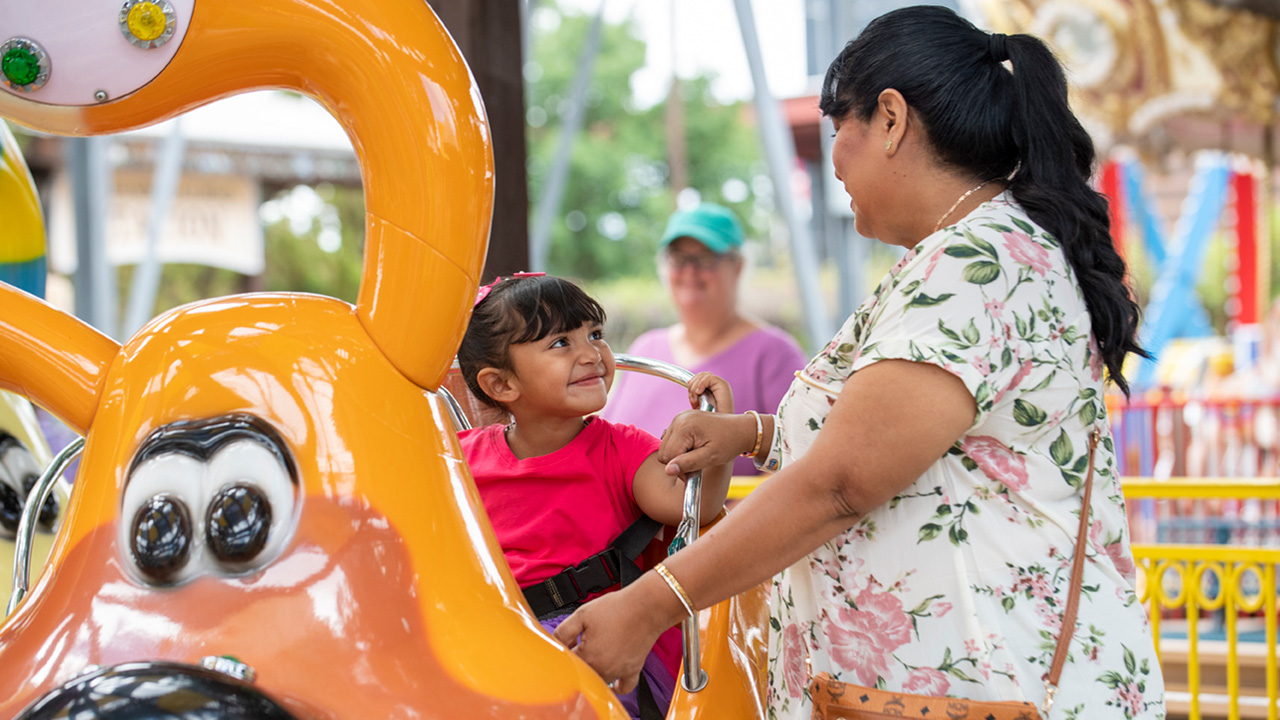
[663,251,725,272]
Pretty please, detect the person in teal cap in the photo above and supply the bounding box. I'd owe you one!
[602,202,807,476]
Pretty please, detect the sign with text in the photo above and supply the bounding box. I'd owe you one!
[49,170,264,276]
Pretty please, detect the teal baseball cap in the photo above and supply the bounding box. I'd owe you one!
[660,203,745,254]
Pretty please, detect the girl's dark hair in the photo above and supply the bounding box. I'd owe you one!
[458,275,607,408]
[819,5,1148,395]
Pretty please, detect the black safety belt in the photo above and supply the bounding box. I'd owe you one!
[522,514,663,621]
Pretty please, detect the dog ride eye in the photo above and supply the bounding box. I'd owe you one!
[131,494,193,584]
[206,485,272,564]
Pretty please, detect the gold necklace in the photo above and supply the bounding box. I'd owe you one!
[933,180,992,234]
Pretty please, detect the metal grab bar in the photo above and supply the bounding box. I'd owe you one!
[9,437,84,616]
[443,353,718,692]
[614,353,714,693]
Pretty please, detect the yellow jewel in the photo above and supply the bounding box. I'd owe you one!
[126,2,168,42]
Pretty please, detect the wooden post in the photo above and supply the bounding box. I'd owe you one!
[432,0,530,281]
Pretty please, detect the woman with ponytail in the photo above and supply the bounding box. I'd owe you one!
[556,7,1164,718]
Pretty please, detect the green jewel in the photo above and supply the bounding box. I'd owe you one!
[2,47,39,87]
[668,537,687,555]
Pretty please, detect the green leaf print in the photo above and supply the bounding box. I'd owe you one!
[1028,370,1057,392]
[1097,671,1125,689]
[770,617,782,632]
[961,456,978,471]
[985,222,1014,233]
[948,524,969,545]
[963,261,1001,285]
[1079,388,1098,400]
[1015,314,1028,337]
[1011,216,1035,234]
[944,245,984,258]
[908,292,956,308]
[1013,399,1048,427]
[1124,646,1136,674]
[974,382,991,407]
[937,319,963,342]
[1080,401,1098,425]
[971,235,998,258]
[1050,429,1074,466]
[962,318,980,344]
[918,523,943,542]
[900,279,922,295]
[1001,596,1015,612]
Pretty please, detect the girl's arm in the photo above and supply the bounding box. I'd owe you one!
[555,359,975,693]
[631,372,736,526]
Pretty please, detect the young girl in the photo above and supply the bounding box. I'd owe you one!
[457,274,734,719]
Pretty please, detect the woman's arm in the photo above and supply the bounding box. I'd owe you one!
[555,359,976,692]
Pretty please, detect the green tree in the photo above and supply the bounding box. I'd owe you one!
[526,1,765,281]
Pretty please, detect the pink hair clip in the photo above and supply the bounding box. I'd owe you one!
[474,271,545,306]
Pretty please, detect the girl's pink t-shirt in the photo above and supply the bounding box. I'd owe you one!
[460,416,682,679]
[459,416,658,586]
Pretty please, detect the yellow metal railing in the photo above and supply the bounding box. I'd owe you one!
[728,475,1280,719]
[1126,478,1280,720]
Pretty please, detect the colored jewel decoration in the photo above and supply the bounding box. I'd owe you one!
[0,38,50,92]
[119,0,177,49]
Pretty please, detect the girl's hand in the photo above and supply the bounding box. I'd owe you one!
[687,372,734,415]
[658,410,752,477]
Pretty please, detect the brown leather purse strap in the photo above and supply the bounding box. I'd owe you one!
[1042,429,1101,710]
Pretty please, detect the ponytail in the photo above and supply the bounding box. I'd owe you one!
[819,6,1147,395]
[1002,35,1148,396]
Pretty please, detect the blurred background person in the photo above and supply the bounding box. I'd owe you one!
[603,202,806,476]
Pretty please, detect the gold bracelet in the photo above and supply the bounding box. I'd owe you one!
[654,563,696,618]
[741,410,764,458]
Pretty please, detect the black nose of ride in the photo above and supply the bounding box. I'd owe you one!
[15,661,300,720]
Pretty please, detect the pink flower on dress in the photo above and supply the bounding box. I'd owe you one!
[961,436,1029,491]
[971,356,993,376]
[1116,681,1145,716]
[891,247,920,276]
[1092,520,1137,583]
[923,246,947,281]
[824,587,914,686]
[984,298,1005,319]
[782,624,808,698]
[901,667,951,696]
[1035,601,1063,634]
[1029,573,1053,600]
[932,601,952,618]
[1002,231,1052,277]
[1089,338,1104,382]
[991,359,1034,406]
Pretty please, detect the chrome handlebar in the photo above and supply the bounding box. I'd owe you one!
[8,436,84,616]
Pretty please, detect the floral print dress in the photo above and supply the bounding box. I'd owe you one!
[761,193,1164,719]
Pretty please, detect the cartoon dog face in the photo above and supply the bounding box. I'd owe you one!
[0,0,627,716]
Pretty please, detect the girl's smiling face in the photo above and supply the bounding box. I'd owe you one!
[506,323,615,419]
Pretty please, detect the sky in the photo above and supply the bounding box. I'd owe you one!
[550,0,813,107]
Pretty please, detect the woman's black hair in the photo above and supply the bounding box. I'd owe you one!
[457,275,607,409]
[820,5,1148,395]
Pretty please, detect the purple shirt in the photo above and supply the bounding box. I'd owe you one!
[603,325,808,475]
